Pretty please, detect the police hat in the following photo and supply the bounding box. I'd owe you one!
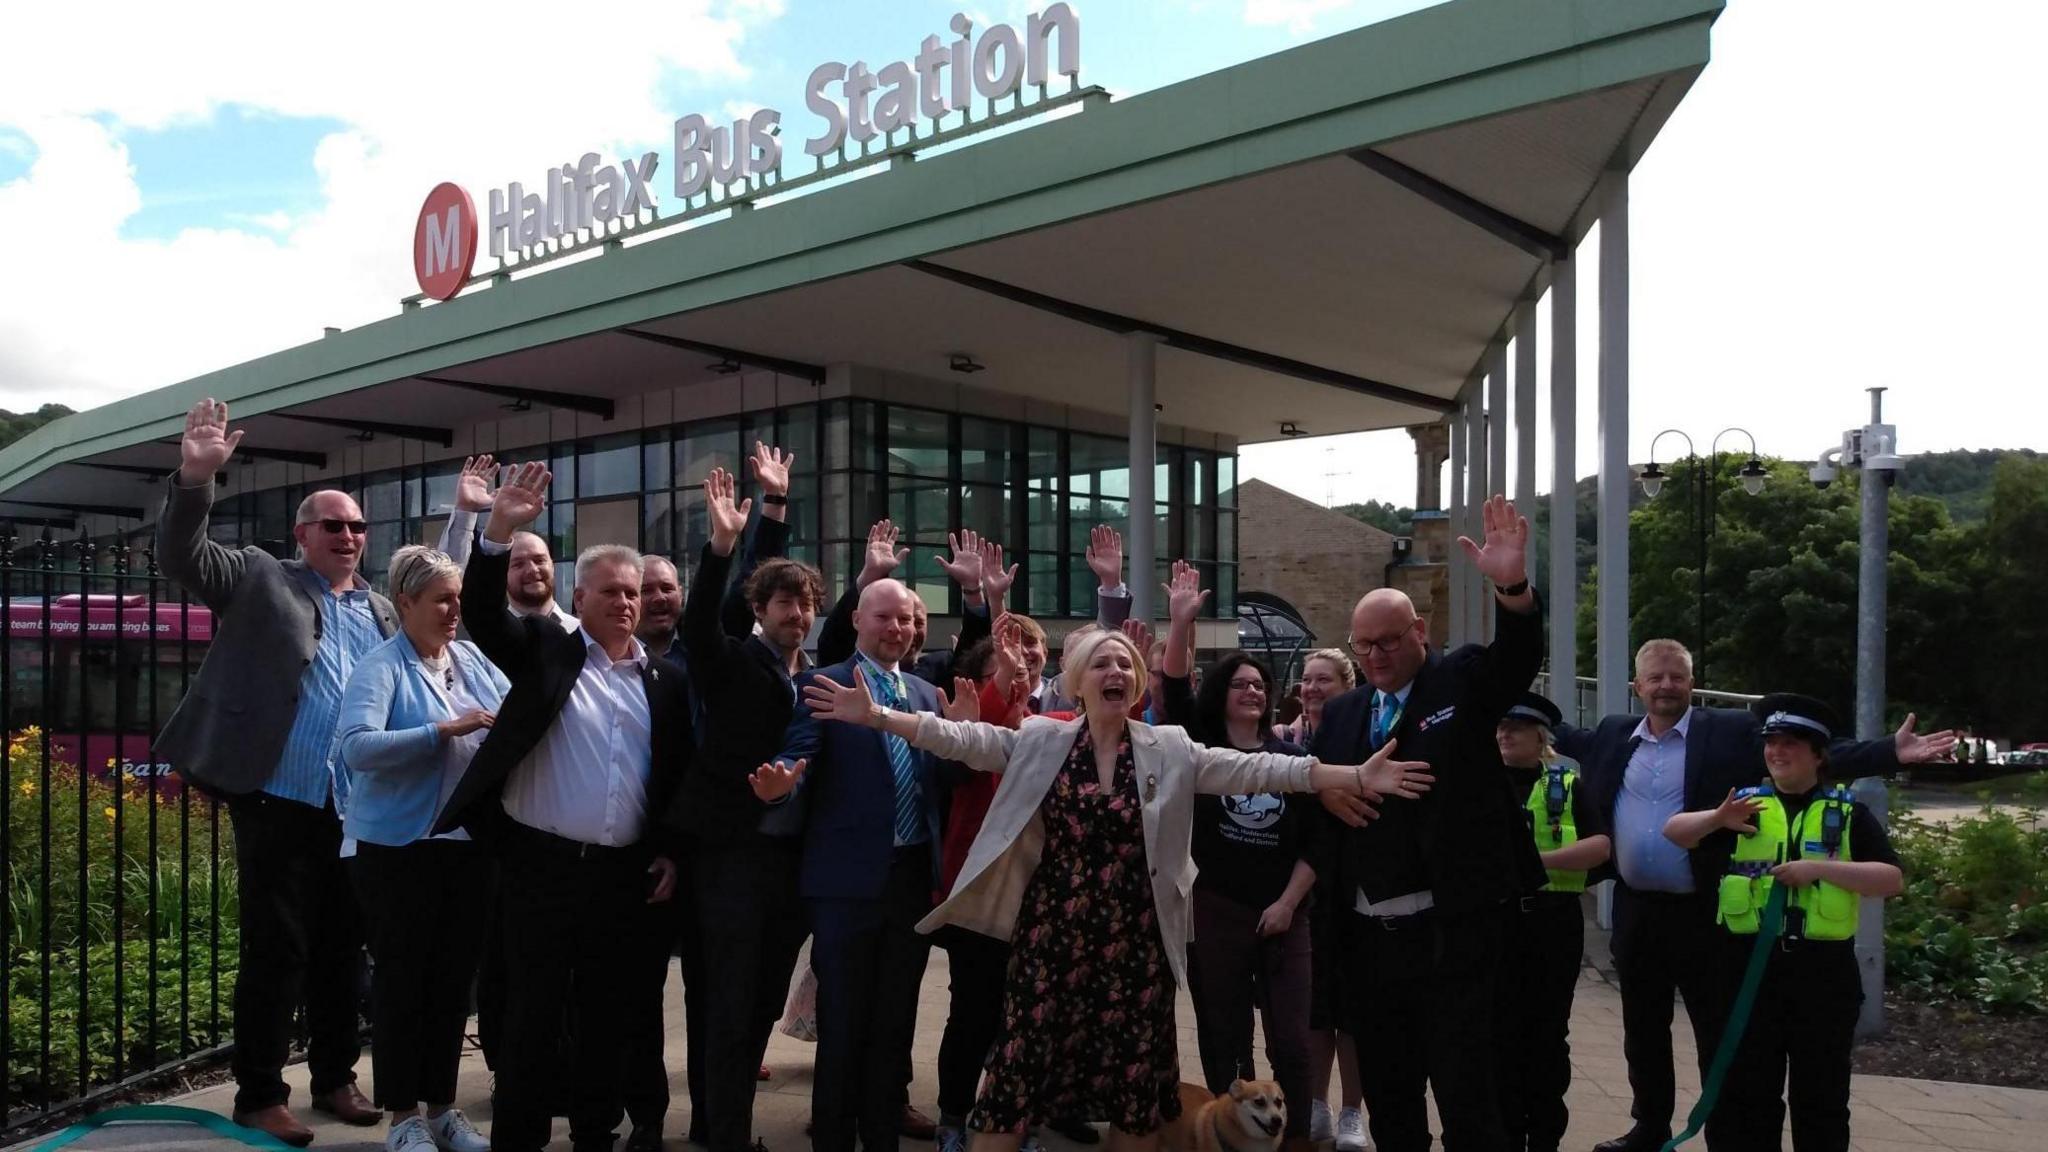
[1753,693,1840,744]
[1502,692,1563,731]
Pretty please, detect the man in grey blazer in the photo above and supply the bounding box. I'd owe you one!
[154,398,397,1148]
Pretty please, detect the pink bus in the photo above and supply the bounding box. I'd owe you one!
[4,593,215,791]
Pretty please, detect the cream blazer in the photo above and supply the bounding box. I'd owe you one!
[911,713,1315,988]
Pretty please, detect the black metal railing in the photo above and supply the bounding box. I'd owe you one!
[0,531,234,1135]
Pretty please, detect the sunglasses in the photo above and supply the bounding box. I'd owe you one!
[306,518,369,536]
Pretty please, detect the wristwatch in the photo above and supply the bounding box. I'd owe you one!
[1496,578,1530,597]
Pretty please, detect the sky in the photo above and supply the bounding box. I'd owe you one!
[1,1,2043,508]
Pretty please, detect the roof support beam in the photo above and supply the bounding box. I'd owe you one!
[904,260,1454,414]
[618,328,827,383]
[417,375,615,419]
[81,461,225,485]
[3,497,147,519]
[1350,149,1570,262]
[150,440,331,468]
[274,413,455,447]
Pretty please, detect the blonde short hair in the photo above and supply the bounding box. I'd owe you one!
[387,545,460,601]
[1058,627,1149,712]
[1633,638,1695,675]
[1301,648,1356,689]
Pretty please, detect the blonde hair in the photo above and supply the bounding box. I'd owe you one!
[387,545,460,601]
[1058,627,1149,712]
[1633,638,1695,675]
[1301,648,1355,689]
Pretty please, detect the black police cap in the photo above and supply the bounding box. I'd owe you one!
[1502,691,1563,731]
[1753,692,1840,743]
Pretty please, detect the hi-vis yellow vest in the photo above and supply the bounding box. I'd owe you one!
[1718,785,1859,941]
[1524,757,1585,894]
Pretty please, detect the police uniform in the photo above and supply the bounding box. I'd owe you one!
[1711,695,1900,1152]
[1493,693,1602,1152]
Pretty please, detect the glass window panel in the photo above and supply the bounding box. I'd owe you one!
[542,500,576,563]
[900,550,952,611]
[960,417,1010,484]
[1218,509,1236,564]
[885,406,951,479]
[1027,427,1060,486]
[824,400,851,472]
[850,401,879,472]
[824,473,851,541]
[643,433,672,491]
[785,475,820,544]
[960,483,1005,542]
[580,433,639,498]
[551,451,576,503]
[643,492,675,559]
[1189,453,1212,507]
[404,473,422,521]
[822,542,850,592]
[1217,564,1237,614]
[786,542,818,568]
[1188,503,1212,561]
[676,419,740,488]
[1026,487,1060,552]
[678,489,707,559]
[367,523,402,584]
[1068,433,1123,475]
[422,466,459,518]
[1218,455,1237,509]
[255,488,289,547]
[577,497,639,552]
[888,478,951,544]
[1097,466,1130,500]
[360,473,400,523]
[779,405,820,475]
[554,562,574,612]
[1070,566,1097,617]
[1028,554,1060,618]
[1157,505,1171,563]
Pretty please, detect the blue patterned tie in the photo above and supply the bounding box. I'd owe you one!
[1371,691,1403,750]
[872,666,924,845]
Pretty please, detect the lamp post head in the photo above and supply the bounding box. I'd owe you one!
[1638,461,1667,500]
[1738,458,1768,496]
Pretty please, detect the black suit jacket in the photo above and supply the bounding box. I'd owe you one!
[1309,597,1547,913]
[433,541,692,856]
[1554,707,1899,892]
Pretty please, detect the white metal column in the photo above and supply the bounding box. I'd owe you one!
[1514,301,1538,511]
[1464,381,1487,642]
[1127,333,1160,622]
[1487,340,1508,498]
[1448,401,1468,647]
[1549,257,1579,708]
[1595,172,1631,717]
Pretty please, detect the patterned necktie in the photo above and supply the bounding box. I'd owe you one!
[872,667,924,844]
[1371,691,1403,750]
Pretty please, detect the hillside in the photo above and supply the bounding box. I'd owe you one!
[0,405,75,451]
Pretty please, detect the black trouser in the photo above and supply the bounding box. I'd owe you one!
[491,821,668,1152]
[624,860,698,1137]
[1610,886,1731,1144]
[475,861,506,1070]
[934,926,1010,1124]
[1342,905,1506,1152]
[1491,894,1585,1152]
[1715,940,1860,1152]
[1188,889,1313,1139]
[809,845,934,1152]
[348,838,487,1112]
[226,793,364,1114]
[697,837,809,1152]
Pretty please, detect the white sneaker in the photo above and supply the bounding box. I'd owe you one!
[1310,1100,1334,1143]
[427,1108,491,1152]
[388,1117,437,1152]
[1335,1107,1368,1152]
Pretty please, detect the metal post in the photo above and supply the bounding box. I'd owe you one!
[1852,385,1897,1038]
[1127,333,1159,622]
[1487,340,1509,498]
[1514,301,1538,511]
[1595,170,1631,717]
[1548,259,1577,709]
[1449,405,1468,647]
[1464,381,1487,642]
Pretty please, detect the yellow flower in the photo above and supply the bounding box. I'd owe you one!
[17,781,32,796]
[105,758,117,769]
[103,806,116,820]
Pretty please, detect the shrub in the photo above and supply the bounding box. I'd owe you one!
[1886,799,2048,1015]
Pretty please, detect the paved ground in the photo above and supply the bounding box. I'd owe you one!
[15,924,2048,1152]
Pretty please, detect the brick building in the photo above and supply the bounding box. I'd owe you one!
[1236,478,1400,663]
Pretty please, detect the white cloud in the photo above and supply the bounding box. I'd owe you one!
[0,0,782,409]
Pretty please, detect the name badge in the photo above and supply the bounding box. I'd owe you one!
[1417,705,1456,732]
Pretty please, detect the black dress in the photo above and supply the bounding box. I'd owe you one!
[969,723,1182,1135]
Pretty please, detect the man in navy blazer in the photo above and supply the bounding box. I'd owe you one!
[1555,638,1955,1152]
[780,577,948,1152]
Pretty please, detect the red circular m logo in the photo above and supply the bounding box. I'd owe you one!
[413,182,478,302]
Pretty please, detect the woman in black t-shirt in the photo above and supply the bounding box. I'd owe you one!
[1160,562,1317,1143]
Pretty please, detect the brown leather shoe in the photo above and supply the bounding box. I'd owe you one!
[233,1105,315,1148]
[311,1082,381,1126]
[900,1105,937,1141]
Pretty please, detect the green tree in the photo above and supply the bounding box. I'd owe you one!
[0,404,75,451]
[1335,499,1413,536]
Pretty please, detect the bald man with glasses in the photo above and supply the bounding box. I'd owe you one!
[156,399,399,1147]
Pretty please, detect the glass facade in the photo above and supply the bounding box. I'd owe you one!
[203,399,1236,618]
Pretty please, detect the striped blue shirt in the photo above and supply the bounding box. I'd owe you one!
[265,567,387,807]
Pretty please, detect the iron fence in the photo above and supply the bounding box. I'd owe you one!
[0,531,234,1135]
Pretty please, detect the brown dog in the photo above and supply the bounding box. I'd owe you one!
[1161,1079,1288,1152]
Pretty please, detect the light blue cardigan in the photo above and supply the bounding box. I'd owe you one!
[333,631,509,847]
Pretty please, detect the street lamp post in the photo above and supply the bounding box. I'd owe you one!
[1809,387,1904,1037]
[1638,427,1767,686]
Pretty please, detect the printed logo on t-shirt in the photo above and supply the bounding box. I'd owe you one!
[1223,793,1285,831]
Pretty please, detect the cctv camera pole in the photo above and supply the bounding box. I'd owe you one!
[1850,386,1900,1038]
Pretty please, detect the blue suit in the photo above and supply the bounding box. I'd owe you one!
[334,632,509,848]
[781,656,948,1152]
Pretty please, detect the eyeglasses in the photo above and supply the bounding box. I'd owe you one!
[306,518,369,536]
[1348,629,1413,656]
[1227,678,1266,693]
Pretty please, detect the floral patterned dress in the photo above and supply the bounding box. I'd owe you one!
[969,723,1181,1135]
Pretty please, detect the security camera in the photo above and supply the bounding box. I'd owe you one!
[1809,462,1835,490]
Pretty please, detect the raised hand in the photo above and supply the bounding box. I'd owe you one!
[454,455,497,512]
[978,537,1017,609]
[993,614,1029,697]
[180,398,244,483]
[486,461,551,540]
[1086,524,1124,590]
[1456,494,1531,589]
[802,668,880,727]
[859,519,908,587]
[437,708,496,740]
[1712,788,1766,834]
[748,758,807,802]
[1120,617,1156,657]
[1359,738,1433,800]
[1164,559,1210,626]
[750,440,793,497]
[705,467,753,556]
[943,677,981,723]
[938,530,986,592]
[1893,713,1959,764]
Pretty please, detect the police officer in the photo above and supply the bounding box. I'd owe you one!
[1663,694,1904,1152]
[1492,692,1611,1152]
